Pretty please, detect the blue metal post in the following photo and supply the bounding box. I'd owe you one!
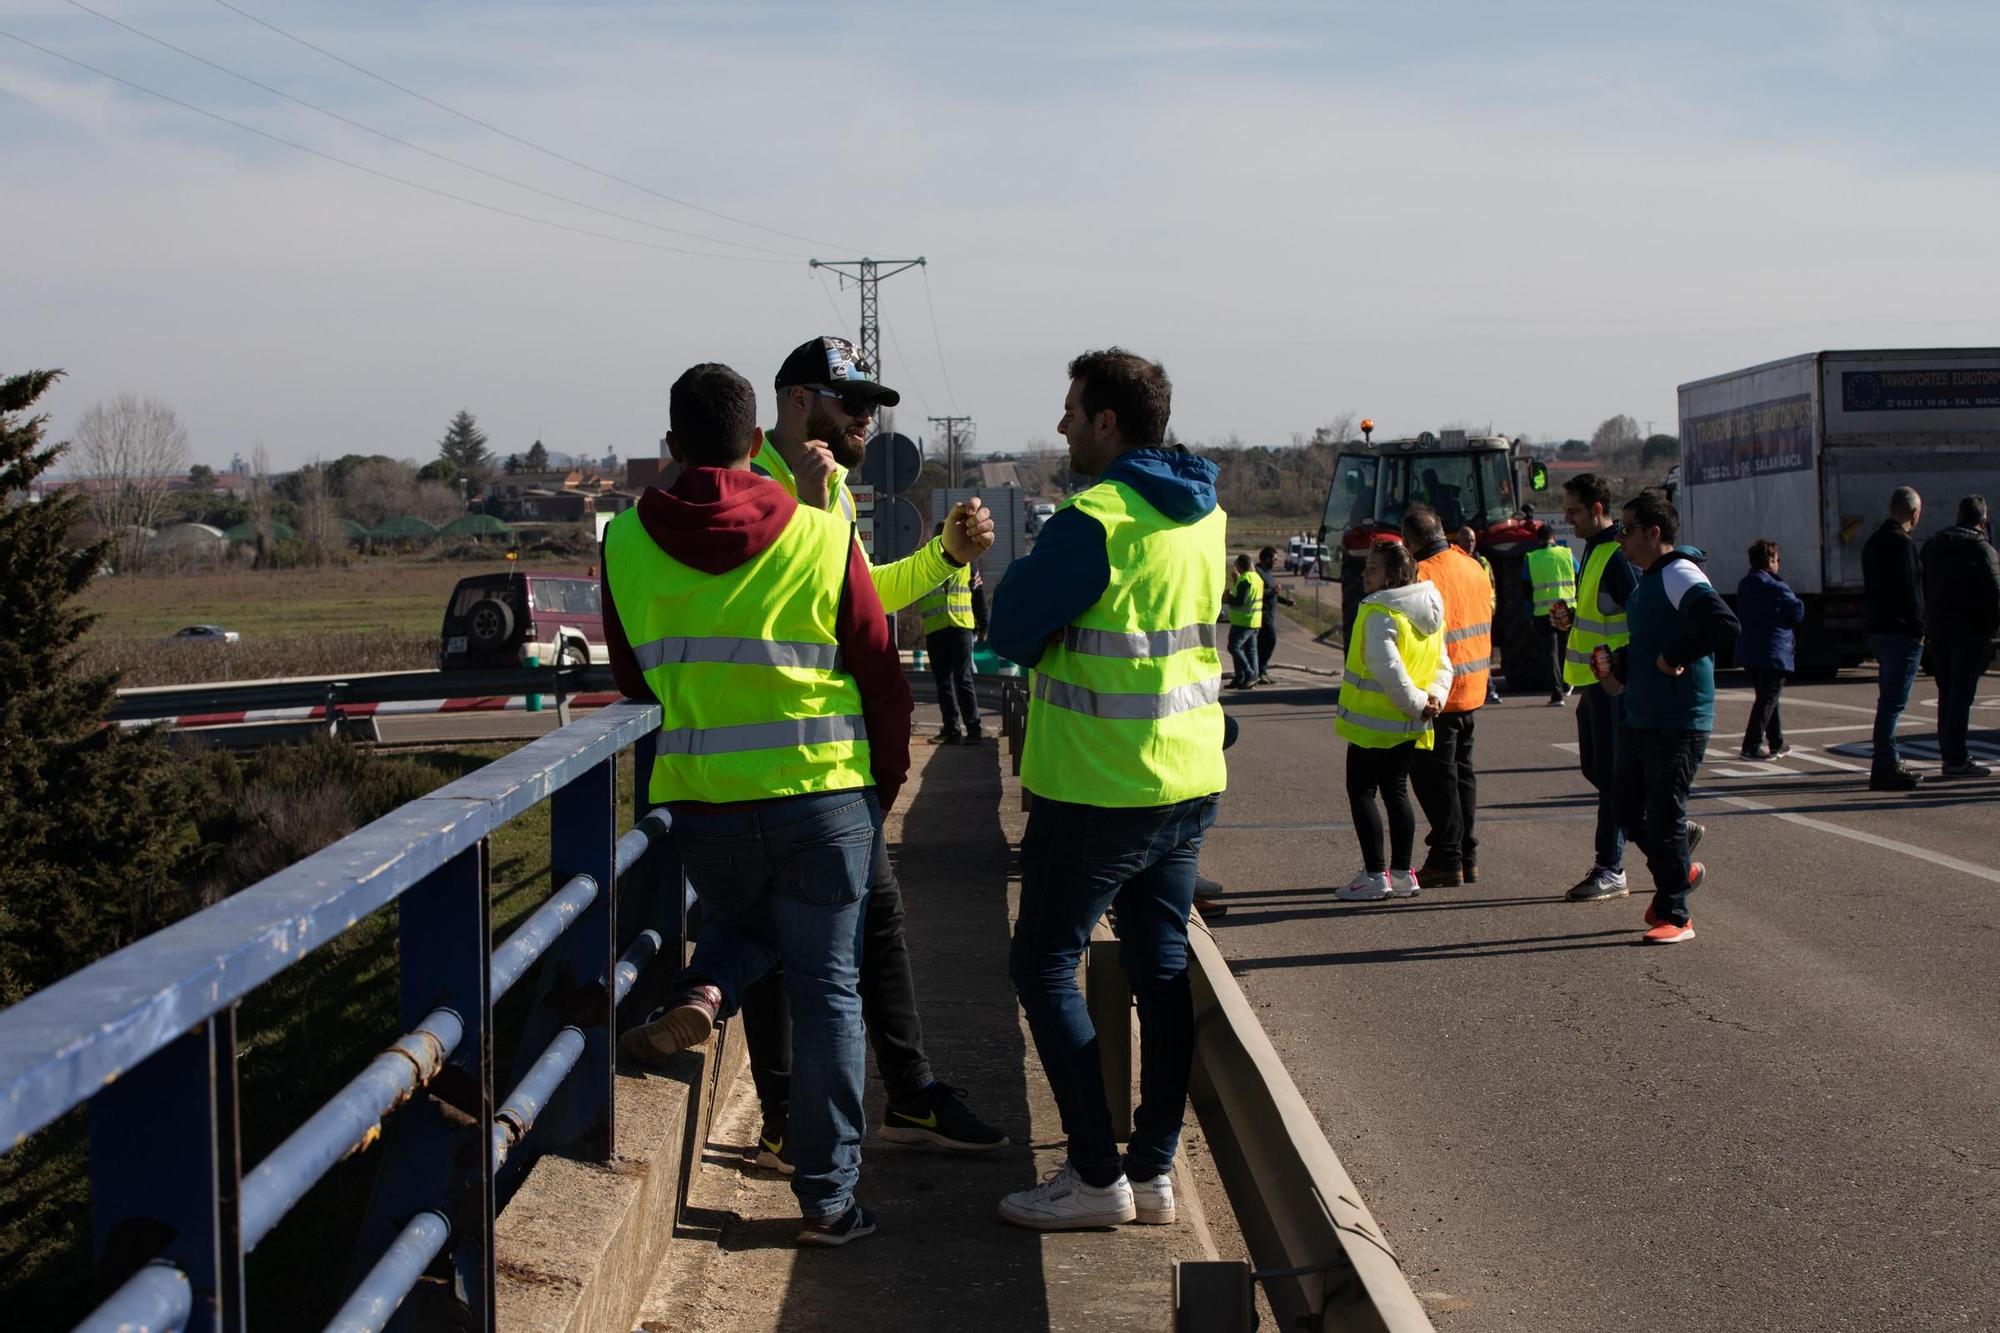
[536,756,617,1160]
[88,1009,243,1333]
[350,842,493,1333]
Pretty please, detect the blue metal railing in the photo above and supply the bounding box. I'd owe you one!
[0,702,682,1332]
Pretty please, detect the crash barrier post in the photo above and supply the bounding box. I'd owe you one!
[0,702,683,1333]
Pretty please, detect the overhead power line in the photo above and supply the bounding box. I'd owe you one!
[64,0,803,258]
[921,265,960,412]
[0,28,794,264]
[210,0,873,255]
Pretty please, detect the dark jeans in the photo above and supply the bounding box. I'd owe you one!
[1740,666,1787,754]
[1227,624,1260,684]
[928,627,981,737]
[1576,684,1626,873]
[738,824,934,1121]
[1346,741,1418,874]
[1535,615,1567,698]
[673,789,879,1220]
[1411,711,1478,872]
[1614,727,1707,927]
[1870,633,1924,775]
[1257,621,1278,676]
[1009,792,1218,1188]
[1933,636,1993,768]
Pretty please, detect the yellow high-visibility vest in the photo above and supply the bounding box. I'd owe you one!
[1563,539,1631,687]
[1226,569,1264,628]
[603,503,871,804]
[1022,480,1228,808]
[1336,602,1442,751]
[918,564,976,634]
[1526,545,1577,616]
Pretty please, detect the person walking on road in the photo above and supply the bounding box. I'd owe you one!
[1734,539,1804,760]
[1254,545,1295,683]
[621,336,1008,1176]
[990,347,1226,1232]
[1863,487,1927,791]
[1550,474,1639,902]
[1595,490,1739,943]
[1336,541,1451,901]
[1225,553,1264,688]
[602,363,902,1246]
[918,521,988,745]
[1454,526,1503,704]
[1526,523,1578,705]
[1405,505,1492,888]
[1920,495,2000,778]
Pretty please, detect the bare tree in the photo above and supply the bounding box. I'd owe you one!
[340,458,418,528]
[409,479,466,527]
[72,394,190,572]
[241,442,275,565]
[294,457,341,568]
[1314,411,1358,446]
[1590,414,1643,454]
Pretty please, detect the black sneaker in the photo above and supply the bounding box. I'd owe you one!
[1869,768,1922,792]
[798,1201,877,1248]
[753,1116,795,1176]
[1941,760,1993,778]
[880,1082,1009,1152]
[1686,821,1704,857]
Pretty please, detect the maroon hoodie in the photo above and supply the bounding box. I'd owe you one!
[602,467,912,810]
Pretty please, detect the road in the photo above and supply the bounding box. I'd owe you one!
[1201,611,1998,1331]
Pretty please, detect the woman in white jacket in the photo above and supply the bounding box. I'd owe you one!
[1335,543,1455,901]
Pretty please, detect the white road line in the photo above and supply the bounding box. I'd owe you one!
[1783,747,1871,773]
[1713,690,1912,718]
[1701,791,2000,886]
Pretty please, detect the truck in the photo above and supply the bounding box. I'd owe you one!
[1317,430,1563,693]
[1677,348,2000,676]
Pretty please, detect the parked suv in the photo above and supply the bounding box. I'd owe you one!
[439,572,605,670]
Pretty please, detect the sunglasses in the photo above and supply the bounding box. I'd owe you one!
[806,385,877,414]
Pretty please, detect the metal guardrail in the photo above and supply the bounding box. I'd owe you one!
[0,702,684,1332]
[109,664,618,725]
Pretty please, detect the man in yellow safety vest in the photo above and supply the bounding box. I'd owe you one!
[916,521,987,744]
[602,362,905,1245]
[1224,553,1264,688]
[989,347,1226,1231]
[1525,523,1578,705]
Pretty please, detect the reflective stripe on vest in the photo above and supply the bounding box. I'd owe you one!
[1335,601,1441,751]
[603,504,871,804]
[1021,478,1228,807]
[1563,539,1632,687]
[1418,547,1492,712]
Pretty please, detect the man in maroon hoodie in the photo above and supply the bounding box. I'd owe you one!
[603,363,908,1246]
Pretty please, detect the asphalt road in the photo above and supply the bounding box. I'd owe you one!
[1201,612,1998,1331]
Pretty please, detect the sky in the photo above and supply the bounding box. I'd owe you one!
[6,0,2000,473]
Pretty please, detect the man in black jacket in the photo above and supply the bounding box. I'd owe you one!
[1862,487,1925,791]
[1254,545,1295,683]
[1920,495,2000,778]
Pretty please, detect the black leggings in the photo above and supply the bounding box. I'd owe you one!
[1346,742,1417,874]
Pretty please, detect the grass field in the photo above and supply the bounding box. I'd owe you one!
[79,555,599,686]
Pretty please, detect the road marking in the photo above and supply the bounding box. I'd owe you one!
[1713,690,1899,718]
[1783,747,1870,773]
[1700,791,2000,886]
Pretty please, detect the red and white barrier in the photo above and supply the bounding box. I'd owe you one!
[121,692,625,731]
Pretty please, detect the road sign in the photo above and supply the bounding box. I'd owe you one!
[860,433,922,493]
[874,496,926,563]
[847,483,876,513]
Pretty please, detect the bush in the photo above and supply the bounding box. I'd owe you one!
[75,629,439,687]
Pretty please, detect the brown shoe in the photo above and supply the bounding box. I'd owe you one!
[618,983,722,1068]
[1463,862,1479,884]
[1415,864,1463,890]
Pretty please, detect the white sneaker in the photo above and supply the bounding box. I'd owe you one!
[1336,871,1392,901]
[998,1161,1136,1230]
[1386,869,1422,898]
[1130,1172,1176,1225]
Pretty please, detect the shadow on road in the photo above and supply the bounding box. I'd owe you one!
[1226,927,1640,969]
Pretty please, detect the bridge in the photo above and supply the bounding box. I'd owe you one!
[4,608,1997,1330]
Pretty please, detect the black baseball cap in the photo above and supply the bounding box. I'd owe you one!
[774,336,901,407]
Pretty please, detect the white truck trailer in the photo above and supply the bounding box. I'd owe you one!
[1678,348,2000,675]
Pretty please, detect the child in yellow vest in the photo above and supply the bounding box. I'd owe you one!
[1335,543,1454,901]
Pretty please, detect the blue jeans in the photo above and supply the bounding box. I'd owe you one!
[1614,727,1708,926]
[676,789,879,1220]
[1933,636,1993,769]
[1871,633,1924,775]
[1575,683,1625,872]
[1009,792,1218,1187]
[1227,625,1260,684]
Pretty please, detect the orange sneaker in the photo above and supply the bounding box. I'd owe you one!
[1641,919,1695,944]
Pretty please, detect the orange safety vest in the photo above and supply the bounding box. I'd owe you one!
[1417,546,1492,713]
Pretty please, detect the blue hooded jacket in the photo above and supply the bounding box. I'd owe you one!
[989,447,1219,669]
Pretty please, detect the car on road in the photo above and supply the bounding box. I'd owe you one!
[167,624,240,645]
[438,572,605,671]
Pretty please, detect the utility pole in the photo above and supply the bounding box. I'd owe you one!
[808,257,926,394]
[930,415,973,488]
